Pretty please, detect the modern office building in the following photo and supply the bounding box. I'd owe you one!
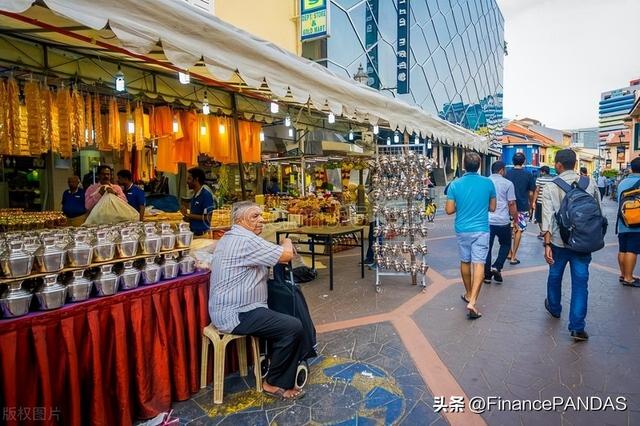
[570,128,600,149]
[599,78,640,169]
[302,0,505,141]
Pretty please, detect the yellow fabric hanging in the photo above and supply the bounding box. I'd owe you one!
[125,101,133,151]
[134,102,145,151]
[24,81,43,155]
[93,95,105,150]
[72,88,85,149]
[44,88,59,154]
[85,93,93,147]
[0,80,7,155]
[56,86,72,158]
[107,97,121,151]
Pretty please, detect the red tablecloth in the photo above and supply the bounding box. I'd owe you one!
[0,271,211,426]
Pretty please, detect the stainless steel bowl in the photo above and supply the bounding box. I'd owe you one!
[35,238,66,273]
[0,241,34,278]
[141,257,161,285]
[117,239,138,258]
[67,239,93,267]
[162,255,179,280]
[140,236,161,255]
[34,274,67,310]
[94,265,119,297]
[160,233,176,251]
[119,261,141,290]
[175,231,193,248]
[178,254,196,275]
[66,270,93,302]
[0,281,32,318]
[94,241,116,262]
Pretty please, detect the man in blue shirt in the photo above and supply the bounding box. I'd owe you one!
[61,175,86,226]
[446,153,496,319]
[117,169,145,221]
[505,152,537,265]
[182,167,214,237]
[618,156,640,286]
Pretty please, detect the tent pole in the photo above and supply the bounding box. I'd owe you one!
[231,94,247,200]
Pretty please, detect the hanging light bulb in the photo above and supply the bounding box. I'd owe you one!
[394,132,400,143]
[328,112,335,124]
[288,127,294,138]
[285,115,291,127]
[270,101,279,114]
[219,122,226,134]
[386,137,391,146]
[373,124,379,135]
[127,116,135,134]
[202,91,210,115]
[259,130,265,142]
[172,117,179,133]
[178,71,190,84]
[414,134,420,145]
[348,130,354,141]
[427,140,433,150]
[114,65,125,92]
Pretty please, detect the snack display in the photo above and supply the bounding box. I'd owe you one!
[210,209,231,228]
[0,210,67,232]
[286,195,340,226]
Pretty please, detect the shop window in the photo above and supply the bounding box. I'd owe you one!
[635,123,640,151]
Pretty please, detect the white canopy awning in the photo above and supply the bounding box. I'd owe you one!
[0,0,488,152]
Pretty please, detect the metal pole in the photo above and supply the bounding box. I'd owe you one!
[231,93,247,200]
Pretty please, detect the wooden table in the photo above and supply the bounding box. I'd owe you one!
[276,226,365,291]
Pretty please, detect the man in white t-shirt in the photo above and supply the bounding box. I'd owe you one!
[597,174,607,200]
[485,161,517,283]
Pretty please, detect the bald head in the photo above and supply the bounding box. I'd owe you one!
[68,175,80,191]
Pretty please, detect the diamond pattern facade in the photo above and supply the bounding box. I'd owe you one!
[318,0,504,142]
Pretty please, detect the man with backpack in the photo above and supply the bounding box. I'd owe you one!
[617,156,640,287]
[541,149,606,342]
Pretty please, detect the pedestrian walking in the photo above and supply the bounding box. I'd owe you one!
[445,153,496,319]
[484,161,517,284]
[541,149,604,341]
[505,152,536,265]
[532,165,554,238]
[597,174,607,201]
[617,156,640,287]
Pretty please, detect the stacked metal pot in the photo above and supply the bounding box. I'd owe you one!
[370,151,434,290]
[0,221,197,318]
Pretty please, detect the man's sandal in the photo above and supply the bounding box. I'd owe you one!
[264,387,306,400]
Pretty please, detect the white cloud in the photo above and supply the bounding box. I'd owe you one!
[496,0,640,129]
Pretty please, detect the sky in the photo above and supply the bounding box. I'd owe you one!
[495,0,640,130]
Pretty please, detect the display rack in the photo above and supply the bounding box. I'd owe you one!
[372,143,433,293]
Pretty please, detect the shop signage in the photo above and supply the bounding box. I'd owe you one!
[365,0,380,89]
[301,0,330,41]
[396,0,410,94]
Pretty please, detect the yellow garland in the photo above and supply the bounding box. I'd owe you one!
[93,94,104,150]
[57,86,72,158]
[24,81,43,155]
[72,88,85,149]
[7,77,21,155]
[0,80,8,155]
[85,93,93,147]
[134,101,144,151]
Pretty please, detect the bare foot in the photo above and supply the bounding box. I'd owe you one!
[263,381,304,399]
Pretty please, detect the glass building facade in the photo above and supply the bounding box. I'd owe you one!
[303,0,505,146]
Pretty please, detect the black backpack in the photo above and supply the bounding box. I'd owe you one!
[553,176,608,253]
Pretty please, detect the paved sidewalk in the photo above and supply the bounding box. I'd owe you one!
[171,197,640,425]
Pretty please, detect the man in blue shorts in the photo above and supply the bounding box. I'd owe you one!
[505,152,536,264]
[446,153,496,319]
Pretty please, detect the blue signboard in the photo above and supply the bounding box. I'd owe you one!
[396,0,410,94]
[365,0,380,89]
[301,0,330,41]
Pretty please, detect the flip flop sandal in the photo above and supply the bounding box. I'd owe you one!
[621,278,640,288]
[509,259,521,265]
[461,295,470,303]
[264,387,306,401]
[620,276,640,282]
[466,307,482,320]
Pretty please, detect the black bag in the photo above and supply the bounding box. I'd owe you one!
[553,176,607,253]
[292,266,317,283]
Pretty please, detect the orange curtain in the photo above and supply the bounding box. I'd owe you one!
[207,118,261,164]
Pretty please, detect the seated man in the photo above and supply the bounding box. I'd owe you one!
[209,201,304,400]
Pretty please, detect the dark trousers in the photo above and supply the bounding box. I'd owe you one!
[233,307,304,389]
[365,221,375,263]
[485,224,512,275]
[598,187,606,200]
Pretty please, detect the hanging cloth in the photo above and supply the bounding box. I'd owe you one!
[125,101,133,152]
[57,86,73,158]
[238,120,262,163]
[24,81,44,155]
[108,97,121,151]
[93,94,105,150]
[85,93,94,147]
[133,102,145,151]
[72,88,85,149]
